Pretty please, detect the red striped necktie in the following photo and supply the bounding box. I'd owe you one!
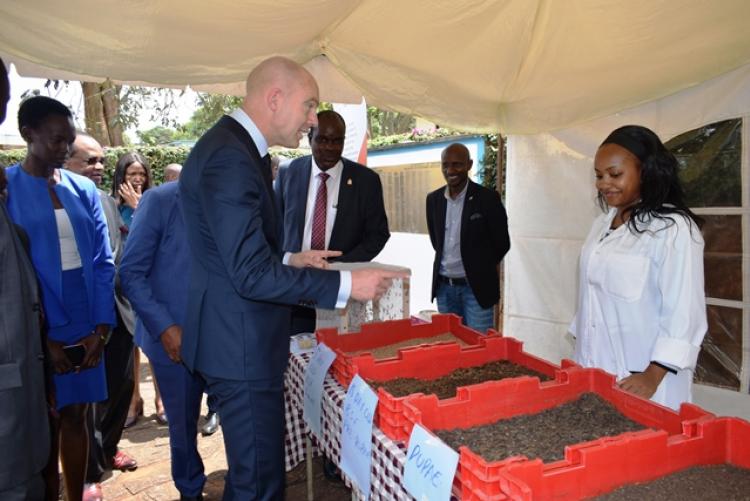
[310,172,330,250]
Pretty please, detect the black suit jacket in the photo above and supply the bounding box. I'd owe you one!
[426,180,510,309]
[275,156,390,262]
[0,204,49,489]
[179,115,340,381]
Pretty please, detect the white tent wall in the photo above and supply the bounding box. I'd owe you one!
[504,62,750,417]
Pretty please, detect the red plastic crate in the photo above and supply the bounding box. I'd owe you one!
[315,313,498,389]
[400,367,714,501]
[365,337,576,442]
[496,416,750,500]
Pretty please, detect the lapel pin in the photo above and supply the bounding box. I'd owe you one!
[347,178,353,186]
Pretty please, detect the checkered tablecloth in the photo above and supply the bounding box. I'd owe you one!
[283,378,317,471]
[284,352,425,500]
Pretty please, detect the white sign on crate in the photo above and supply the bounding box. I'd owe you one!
[403,424,459,501]
[339,374,377,499]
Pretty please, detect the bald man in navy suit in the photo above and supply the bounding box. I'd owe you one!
[179,56,403,500]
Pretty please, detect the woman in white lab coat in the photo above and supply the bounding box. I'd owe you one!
[570,125,707,411]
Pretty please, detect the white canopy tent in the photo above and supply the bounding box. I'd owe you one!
[2,1,750,415]
[2,0,750,134]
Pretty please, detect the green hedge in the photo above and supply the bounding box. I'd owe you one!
[1,145,304,192]
[0,146,191,191]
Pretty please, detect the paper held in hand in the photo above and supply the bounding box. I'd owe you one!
[316,262,411,333]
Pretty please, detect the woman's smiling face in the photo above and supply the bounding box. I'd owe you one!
[595,143,642,211]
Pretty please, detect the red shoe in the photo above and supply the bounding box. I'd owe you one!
[82,483,103,501]
[112,450,138,471]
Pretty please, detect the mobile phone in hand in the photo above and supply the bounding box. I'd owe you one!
[63,344,86,368]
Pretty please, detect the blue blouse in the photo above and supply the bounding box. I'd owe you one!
[119,205,134,229]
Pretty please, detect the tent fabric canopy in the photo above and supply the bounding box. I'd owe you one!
[2,0,750,133]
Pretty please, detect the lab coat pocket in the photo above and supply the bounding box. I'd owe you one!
[603,253,649,302]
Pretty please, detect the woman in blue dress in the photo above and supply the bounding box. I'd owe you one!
[4,96,115,501]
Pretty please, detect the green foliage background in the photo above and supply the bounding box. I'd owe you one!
[0,145,303,192]
[0,146,191,191]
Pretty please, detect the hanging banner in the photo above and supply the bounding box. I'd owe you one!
[302,342,336,439]
[333,97,368,165]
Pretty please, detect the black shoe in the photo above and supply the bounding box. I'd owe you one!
[201,412,219,436]
[180,494,203,501]
[322,458,342,482]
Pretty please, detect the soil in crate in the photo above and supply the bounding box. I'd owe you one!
[435,393,645,462]
[373,360,552,399]
[594,464,750,500]
[349,332,470,358]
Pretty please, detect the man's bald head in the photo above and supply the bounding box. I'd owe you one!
[66,133,106,186]
[164,163,182,182]
[242,56,319,149]
[442,143,471,163]
[441,143,473,196]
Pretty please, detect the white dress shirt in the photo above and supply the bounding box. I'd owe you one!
[439,183,468,278]
[570,208,707,410]
[301,159,343,251]
[227,109,351,307]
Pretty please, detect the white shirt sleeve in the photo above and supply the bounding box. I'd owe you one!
[336,270,352,309]
[650,217,707,370]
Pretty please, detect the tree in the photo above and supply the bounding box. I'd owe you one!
[136,125,179,146]
[82,82,183,146]
[82,80,124,146]
[367,106,415,138]
[181,93,242,138]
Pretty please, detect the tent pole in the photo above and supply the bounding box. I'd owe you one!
[495,133,506,332]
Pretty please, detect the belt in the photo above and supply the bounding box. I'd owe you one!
[439,275,468,286]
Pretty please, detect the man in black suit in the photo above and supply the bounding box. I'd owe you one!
[275,109,390,334]
[0,56,50,501]
[180,56,401,500]
[426,143,510,333]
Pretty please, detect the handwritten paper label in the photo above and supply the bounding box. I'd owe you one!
[339,375,377,498]
[403,424,459,501]
[302,343,336,439]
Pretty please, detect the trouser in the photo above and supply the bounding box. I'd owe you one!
[289,304,316,335]
[207,392,218,414]
[151,359,206,497]
[0,472,45,501]
[85,317,135,482]
[436,280,495,334]
[202,374,285,501]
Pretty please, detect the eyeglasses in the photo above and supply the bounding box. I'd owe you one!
[84,156,106,166]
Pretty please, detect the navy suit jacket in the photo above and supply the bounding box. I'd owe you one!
[426,180,511,309]
[275,156,390,262]
[120,182,188,365]
[179,116,341,381]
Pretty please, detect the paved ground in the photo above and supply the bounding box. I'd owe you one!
[100,358,350,500]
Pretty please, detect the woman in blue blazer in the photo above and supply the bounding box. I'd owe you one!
[5,96,115,501]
